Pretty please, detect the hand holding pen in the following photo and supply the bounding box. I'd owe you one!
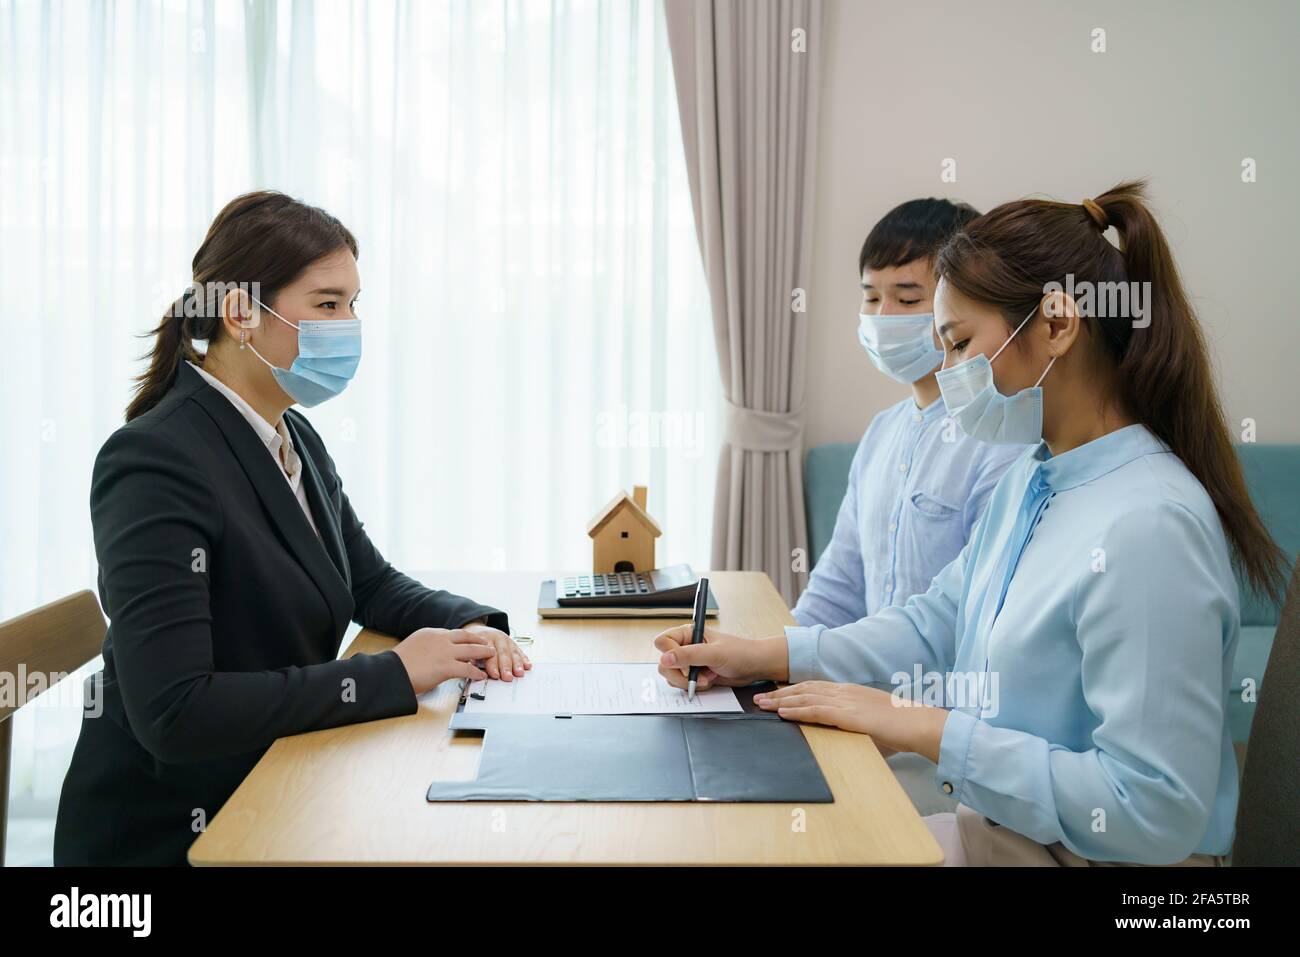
[686,577,709,700]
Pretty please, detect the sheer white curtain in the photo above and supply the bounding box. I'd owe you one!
[0,0,718,857]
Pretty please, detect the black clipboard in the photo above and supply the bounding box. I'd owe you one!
[427,681,834,804]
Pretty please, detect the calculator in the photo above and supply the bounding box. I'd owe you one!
[556,563,701,607]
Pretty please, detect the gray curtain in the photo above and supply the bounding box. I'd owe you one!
[663,0,822,603]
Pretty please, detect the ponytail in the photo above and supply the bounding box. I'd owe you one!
[1095,182,1287,604]
[936,180,1287,604]
[125,298,199,422]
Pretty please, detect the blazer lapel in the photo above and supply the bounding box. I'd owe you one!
[182,364,353,629]
[286,415,351,592]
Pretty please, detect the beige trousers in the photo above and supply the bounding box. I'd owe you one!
[924,803,1227,867]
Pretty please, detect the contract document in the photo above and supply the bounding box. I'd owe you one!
[461,662,744,716]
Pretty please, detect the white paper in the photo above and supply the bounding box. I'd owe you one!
[462,662,743,715]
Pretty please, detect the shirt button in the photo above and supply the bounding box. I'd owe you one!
[898,462,908,472]
[942,782,954,794]
[913,413,922,423]
[888,522,897,533]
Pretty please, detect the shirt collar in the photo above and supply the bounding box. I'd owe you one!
[186,361,298,476]
[1032,423,1169,491]
[914,394,948,423]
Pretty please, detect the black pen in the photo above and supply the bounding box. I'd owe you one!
[686,577,709,701]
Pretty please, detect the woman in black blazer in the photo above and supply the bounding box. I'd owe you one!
[55,192,529,865]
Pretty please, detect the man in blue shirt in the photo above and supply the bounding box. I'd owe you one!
[793,199,1026,812]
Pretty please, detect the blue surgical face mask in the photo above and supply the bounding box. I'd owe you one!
[857,312,943,383]
[246,297,362,407]
[935,305,1056,445]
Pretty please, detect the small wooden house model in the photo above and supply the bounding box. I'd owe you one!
[586,485,662,573]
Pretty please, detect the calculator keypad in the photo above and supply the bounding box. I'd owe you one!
[560,572,652,599]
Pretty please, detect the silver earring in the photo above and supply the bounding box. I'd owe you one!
[239,330,246,350]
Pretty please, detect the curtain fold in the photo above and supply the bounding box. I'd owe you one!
[664,0,821,603]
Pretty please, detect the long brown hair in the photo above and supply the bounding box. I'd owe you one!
[127,191,358,421]
[935,180,1286,604]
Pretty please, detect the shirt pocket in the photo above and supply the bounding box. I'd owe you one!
[901,489,969,583]
[907,489,961,519]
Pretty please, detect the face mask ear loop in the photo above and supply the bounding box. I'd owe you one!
[989,305,1040,366]
[1034,353,1058,388]
[251,296,300,332]
[243,337,278,373]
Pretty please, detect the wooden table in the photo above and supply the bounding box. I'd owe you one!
[188,570,943,865]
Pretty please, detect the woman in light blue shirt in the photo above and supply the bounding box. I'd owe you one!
[655,181,1286,865]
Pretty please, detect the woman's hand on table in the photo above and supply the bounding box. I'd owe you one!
[393,624,531,695]
[461,621,532,681]
[753,681,949,761]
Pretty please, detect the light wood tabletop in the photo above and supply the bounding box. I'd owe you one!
[188,570,944,866]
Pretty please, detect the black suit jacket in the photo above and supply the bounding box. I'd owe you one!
[54,362,507,865]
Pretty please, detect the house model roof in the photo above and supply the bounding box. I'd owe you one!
[586,490,662,538]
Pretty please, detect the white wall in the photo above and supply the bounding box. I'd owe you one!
[805,0,1300,450]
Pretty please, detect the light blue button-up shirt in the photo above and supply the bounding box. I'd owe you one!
[786,425,1239,864]
[793,397,1024,628]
